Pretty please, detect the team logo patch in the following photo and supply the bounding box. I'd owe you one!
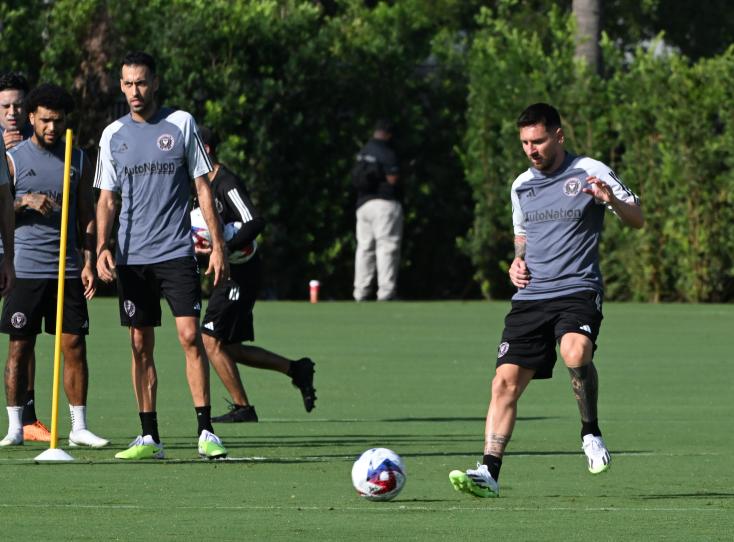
[157,134,175,151]
[11,312,27,329]
[123,300,136,317]
[563,177,582,197]
[498,341,509,358]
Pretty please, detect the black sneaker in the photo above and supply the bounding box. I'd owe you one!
[289,358,317,412]
[211,402,259,423]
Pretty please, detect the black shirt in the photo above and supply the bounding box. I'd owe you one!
[210,165,265,253]
[355,138,400,209]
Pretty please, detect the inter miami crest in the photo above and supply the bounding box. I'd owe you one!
[157,134,175,151]
[563,177,582,197]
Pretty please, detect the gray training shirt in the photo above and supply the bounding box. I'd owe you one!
[94,107,212,265]
[7,138,84,279]
[510,153,639,301]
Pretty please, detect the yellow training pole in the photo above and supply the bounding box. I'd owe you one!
[35,129,74,462]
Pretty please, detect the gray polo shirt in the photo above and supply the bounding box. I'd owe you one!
[94,107,211,265]
[510,153,639,301]
[7,139,84,278]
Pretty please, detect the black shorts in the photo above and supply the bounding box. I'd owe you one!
[117,256,201,327]
[496,290,603,380]
[201,255,260,344]
[0,277,90,336]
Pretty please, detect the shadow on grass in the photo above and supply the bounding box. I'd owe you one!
[639,492,734,499]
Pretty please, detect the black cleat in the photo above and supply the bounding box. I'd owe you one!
[211,402,259,423]
[289,358,317,412]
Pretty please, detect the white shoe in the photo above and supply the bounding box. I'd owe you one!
[198,429,227,459]
[449,463,499,497]
[0,431,23,446]
[69,429,110,448]
[582,434,611,474]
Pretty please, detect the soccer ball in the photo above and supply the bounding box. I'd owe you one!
[351,448,406,501]
[190,208,257,263]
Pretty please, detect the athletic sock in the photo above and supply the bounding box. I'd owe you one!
[195,406,214,435]
[7,406,23,434]
[69,405,87,432]
[21,390,37,425]
[482,454,503,482]
[139,411,160,443]
[581,419,602,438]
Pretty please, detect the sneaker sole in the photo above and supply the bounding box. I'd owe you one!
[449,470,498,498]
[114,446,165,460]
[589,463,611,475]
[199,451,228,460]
[69,440,110,449]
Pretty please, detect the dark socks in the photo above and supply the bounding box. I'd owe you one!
[195,406,214,435]
[482,454,503,481]
[581,419,602,438]
[21,390,37,425]
[139,411,160,443]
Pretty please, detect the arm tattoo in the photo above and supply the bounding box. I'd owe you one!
[568,363,599,423]
[484,433,511,457]
[514,236,526,259]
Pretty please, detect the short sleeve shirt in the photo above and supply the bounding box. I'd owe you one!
[7,139,84,278]
[510,153,639,300]
[94,108,212,264]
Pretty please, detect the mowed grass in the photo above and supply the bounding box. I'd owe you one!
[0,299,732,541]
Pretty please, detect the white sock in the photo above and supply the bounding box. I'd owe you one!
[69,405,87,432]
[6,406,22,434]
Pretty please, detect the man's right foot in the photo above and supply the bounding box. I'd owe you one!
[449,463,500,498]
[0,431,23,447]
[582,434,611,474]
[212,403,258,423]
[289,358,316,412]
[114,435,164,460]
[69,429,110,448]
[23,420,51,442]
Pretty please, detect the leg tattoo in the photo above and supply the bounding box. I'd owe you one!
[484,432,511,458]
[568,363,599,423]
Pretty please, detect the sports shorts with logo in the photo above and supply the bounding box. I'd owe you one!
[201,254,260,344]
[496,289,603,379]
[0,278,90,336]
[116,256,201,327]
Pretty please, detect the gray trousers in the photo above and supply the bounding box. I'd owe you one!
[353,199,403,301]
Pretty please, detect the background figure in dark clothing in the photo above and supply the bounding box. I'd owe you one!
[352,119,402,301]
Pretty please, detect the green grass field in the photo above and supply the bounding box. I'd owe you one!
[1,300,732,540]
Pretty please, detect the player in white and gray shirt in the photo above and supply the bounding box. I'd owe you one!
[450,103,643,498]
[95,52,228,460]
[0,83,107,448]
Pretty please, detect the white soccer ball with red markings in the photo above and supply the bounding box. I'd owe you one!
[190,208,256,263]
[351,448,406,501]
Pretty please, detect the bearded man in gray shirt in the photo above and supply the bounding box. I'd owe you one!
[95,52,228,460]
[450,103,644,498]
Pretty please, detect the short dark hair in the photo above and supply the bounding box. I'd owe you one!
[121,51,156,75]
[516,103,562,131]
[197,126,219,155]
[25,83,74,114]
[0,72,29,94]
[374,118,395,134]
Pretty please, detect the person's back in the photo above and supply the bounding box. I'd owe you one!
[354,138,401,209]
[352,119,403,301]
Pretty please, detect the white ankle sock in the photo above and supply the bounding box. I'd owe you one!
[69,405,87,432]
[6,406,22,434]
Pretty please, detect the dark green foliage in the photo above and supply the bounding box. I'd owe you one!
[2,0,733,300]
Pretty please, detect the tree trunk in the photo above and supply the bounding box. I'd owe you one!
[573,0,602,74]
